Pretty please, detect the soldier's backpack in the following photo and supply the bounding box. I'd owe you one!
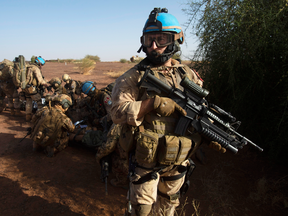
[13,55,27,89]
[31,107,66,147]
[0,59,14,81]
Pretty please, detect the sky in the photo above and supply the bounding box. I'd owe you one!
[0,0,198,62]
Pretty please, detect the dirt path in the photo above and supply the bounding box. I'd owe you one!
[0,62,287,216]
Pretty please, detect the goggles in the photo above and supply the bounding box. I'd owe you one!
[141,32,175,48]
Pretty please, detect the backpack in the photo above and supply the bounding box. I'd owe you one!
[12,55,27,89]
[31,107,66,147]
[0,59,14,81]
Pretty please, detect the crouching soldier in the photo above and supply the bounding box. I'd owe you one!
[95,123,129,190]
[30,94,75,157]
[48,77,67,95]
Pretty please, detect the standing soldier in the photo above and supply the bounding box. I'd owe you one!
[0,59,21,115]
[30,94,75,157]
[14,56,49,121]
[111,8,225,216]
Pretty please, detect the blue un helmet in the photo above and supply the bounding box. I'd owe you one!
[81,81,96,94]
[35,56,45,66]
[138,8,184,64]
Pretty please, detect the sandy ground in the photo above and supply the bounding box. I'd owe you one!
[0,62,287,216]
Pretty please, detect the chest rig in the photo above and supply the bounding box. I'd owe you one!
[135,61,194,167]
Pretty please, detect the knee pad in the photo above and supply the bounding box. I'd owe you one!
[133,204,152,216]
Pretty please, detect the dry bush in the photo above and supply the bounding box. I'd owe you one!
[103,71,126,78]
[78,57,96,75]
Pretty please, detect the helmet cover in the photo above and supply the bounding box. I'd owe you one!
[81,81,95,94]
[35,56,45,66]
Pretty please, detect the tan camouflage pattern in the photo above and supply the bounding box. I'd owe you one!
[111,59,204,209]
[95,124,128,184]
[111,59,203,126]
[26,64,48,86]
[31,106,75,155]
[0,78,20,111]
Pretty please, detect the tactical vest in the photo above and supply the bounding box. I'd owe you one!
[31,107,67,147]
[134,62,195,166]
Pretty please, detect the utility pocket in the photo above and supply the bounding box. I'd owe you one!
[135,129,159,164]
[158,135,192,165]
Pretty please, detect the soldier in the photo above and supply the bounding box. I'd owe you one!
[110,8,225,216]
[62,74,82,98]
[30,94,75,157]
[0,59,21,115]
[48,77,67,95]
[71,81,129,189]
[76,81,113,127]
[17,56,49,121]
[95,123,129,190]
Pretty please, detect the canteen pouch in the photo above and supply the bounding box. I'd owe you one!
[158,135,192,165]
[135,129,159,164]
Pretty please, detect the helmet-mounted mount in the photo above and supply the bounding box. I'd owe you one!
[145,8,168,31]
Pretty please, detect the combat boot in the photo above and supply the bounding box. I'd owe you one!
[26,114,32,122]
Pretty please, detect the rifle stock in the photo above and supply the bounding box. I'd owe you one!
[138,69,263,153]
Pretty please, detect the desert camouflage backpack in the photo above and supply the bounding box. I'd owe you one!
[31,107,67,147]
[13,55,27,89]
[0,59,14,81]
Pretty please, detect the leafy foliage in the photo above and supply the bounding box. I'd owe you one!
[85,55,101,62]
[183,0,288,163]
[78,57,96,75]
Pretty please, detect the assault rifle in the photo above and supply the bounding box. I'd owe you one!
[19,127,32,143]
[100,115,111,196]
[137,67,263,154]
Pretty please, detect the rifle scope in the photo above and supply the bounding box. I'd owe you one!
[180,76,209,98]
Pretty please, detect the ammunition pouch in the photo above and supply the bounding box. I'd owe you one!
[135,129,159,164]
[157,135,192,165]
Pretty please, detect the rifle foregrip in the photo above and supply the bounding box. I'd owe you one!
[201,128,238,154]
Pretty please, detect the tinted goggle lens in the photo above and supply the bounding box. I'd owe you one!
[141,33,174,48]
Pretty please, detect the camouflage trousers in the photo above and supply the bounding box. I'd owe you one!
[0,81,20,113]
[111,151,129,184]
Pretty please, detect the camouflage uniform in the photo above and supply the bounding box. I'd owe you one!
[31,104,75,157]
[22,64,48,121]
[70,88,112,127]
[48,77,67,95]
[111,59,203,214]
[0,59,21,115]
[95,123,129,187]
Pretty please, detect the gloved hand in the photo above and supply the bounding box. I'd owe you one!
[153,95,187,117]
[209,141,226,153]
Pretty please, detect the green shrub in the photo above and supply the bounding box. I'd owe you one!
[120,59,128,63]
[85,55,100,62]
[78,57,95,75]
